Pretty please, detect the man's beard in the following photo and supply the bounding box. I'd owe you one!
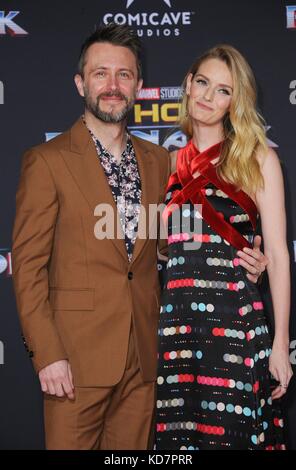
[84,88,135,123]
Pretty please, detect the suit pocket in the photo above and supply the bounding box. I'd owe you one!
[49,288,95,311]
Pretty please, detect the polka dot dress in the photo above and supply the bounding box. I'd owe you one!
[156,182,285,450]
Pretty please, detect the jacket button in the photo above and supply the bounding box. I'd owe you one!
[29,351,34,358]
[128,271,133,280]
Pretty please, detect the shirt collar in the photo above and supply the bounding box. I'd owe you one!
[82,115,132,160]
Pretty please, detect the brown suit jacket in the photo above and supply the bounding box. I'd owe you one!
[12,117,170,387]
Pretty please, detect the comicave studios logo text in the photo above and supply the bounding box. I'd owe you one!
[103,0,194,37]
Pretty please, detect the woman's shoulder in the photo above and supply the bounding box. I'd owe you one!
[255,146,283,199]
[256,145,279,169]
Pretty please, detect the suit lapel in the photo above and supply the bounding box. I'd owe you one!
[61,119,159,265]
[131,136,159,265]
[61,118,128,261]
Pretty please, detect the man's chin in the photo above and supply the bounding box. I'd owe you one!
[96,111,128,124]
[101,106,125,117]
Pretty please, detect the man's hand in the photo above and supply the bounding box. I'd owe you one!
[237,235,268,284]
[39,359,75,399]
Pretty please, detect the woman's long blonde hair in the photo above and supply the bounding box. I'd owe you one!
[179,44,267,194]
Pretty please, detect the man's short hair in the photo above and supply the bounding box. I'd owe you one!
[78,23,142,79]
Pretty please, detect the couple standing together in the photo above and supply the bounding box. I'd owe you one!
[12,23,292,450]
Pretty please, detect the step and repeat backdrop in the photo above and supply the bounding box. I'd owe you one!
[0,0,296,449]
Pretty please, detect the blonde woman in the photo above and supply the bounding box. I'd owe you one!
[156,45,292,450]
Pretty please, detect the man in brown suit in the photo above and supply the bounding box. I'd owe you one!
[12,24,267,450]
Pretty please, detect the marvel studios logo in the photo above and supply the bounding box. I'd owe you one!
[137,87,182,100]
[286,6,296,28]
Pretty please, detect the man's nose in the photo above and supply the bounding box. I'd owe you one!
[107,73,119,90]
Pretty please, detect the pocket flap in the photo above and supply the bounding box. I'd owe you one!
[49,288,94,311]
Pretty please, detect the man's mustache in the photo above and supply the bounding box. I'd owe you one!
[97,90,128,103]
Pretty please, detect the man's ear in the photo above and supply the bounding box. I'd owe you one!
[74,74,85,97]
[136,78,143,96]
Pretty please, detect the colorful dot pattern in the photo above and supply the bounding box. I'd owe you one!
[156,182,285,450]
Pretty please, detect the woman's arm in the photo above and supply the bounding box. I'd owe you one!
[256,147,293,398]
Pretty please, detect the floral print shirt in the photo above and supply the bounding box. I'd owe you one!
[85,122,142,262]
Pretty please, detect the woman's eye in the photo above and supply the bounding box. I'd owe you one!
[196,79,207,86]
[218,88,231,95]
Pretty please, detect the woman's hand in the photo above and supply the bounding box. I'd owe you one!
[237,235,268,283]
[269,343,293,400]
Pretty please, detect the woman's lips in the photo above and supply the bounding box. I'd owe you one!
[196,101,213,111]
